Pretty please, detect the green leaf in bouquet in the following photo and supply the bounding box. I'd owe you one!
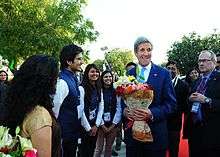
[0,126,13,148]
[17,136,33,151]
[8,147,23,157]
[15,127,20,136]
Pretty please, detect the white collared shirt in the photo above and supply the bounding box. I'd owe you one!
[53,79,84,119]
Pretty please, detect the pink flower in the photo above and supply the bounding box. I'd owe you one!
[24,149,37,157]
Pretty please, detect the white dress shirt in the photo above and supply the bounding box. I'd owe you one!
[53,79,84,119]
[79,86,104,132]
[100,96,122,126]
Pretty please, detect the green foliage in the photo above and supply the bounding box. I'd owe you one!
[93,59,104,71]
[0,0,98,69]
[167,32,220,74]
[105,48,134,76]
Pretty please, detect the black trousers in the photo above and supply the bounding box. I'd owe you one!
[167,131,180,157]
[62,138,78,157]
[126,143,166,157]
[78,133,97,157]
[189,140,220,157]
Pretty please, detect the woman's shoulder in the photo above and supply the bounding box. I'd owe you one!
[21,106,52,137]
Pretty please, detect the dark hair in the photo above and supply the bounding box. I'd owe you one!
[125,62,136,69]
[101,70,114,88]
[81,64,101,106]
[166,60,178,68]
[60,44,83,70]
[185,67,200,84]
[0,70,8,82]
[5,55,59,133]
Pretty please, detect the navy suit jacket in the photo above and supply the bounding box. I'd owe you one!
[124,63,176,150]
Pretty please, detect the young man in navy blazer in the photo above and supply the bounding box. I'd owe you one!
[124,36,176,157]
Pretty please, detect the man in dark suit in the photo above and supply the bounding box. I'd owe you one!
[188,50,220,157]
[166,61,189,157]
[124,36,176,157]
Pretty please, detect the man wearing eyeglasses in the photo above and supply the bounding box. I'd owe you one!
[124,36,176,157]
[188,50,220,157]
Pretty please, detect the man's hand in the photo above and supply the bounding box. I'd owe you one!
[101,125,109,134]
[90,125,98,136]
[108,124,116,133]
[133,108,153,122]
[124,107,134,121]
[189,92,206,103]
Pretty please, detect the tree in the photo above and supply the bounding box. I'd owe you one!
[105,48,134,76]
[0,0,98,69]
[93,59,104,71]
[167,32,220,74]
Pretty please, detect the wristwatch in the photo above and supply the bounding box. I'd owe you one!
[204,97,212,104]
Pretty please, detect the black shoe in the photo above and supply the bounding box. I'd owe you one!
[112,149,118,156]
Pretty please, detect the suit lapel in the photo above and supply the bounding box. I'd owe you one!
[147,64,159,85]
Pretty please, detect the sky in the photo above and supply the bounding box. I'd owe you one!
[84,0,220,64]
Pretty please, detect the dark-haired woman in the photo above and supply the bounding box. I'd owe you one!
[183,67,200,140]
[5,55,61,157]
[94,70,122,157]
[0,70,9,123]
[185,67,200,91]
[79,64,104,157]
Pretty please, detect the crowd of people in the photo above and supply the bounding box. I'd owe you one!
[0,36,220,157]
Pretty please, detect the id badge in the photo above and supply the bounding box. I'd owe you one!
[89,109,96,120]
[104,112,111,122]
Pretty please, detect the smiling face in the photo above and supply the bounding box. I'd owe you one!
[68,53,84,72]
[189,69,199,81]
[102,72,113,87]
[0,71,7,81]
[88,67,100,82]
[135,42,152,66]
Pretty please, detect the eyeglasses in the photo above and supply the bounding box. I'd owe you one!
[198,59,212,63]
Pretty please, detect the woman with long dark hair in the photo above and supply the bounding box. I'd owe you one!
[94,70,122,157]
[79,64,104,157]
[5,55,61,157]
[0,70,9,123]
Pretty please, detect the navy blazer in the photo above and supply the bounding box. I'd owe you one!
[124,63,176,150]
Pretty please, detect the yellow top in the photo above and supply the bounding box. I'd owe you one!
[21,105,52,138]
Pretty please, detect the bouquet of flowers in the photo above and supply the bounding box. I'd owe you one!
[114,76,154,142]
[0,126,37,157]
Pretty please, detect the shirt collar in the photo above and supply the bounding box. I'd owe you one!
[137,62,152,71]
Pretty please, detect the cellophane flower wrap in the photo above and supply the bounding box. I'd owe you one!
[0,126,37,157]
[114,76,154,142]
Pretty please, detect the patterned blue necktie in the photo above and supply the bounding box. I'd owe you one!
[138,67,146,83]
[192,77,208,124]
[196,77,207,94]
